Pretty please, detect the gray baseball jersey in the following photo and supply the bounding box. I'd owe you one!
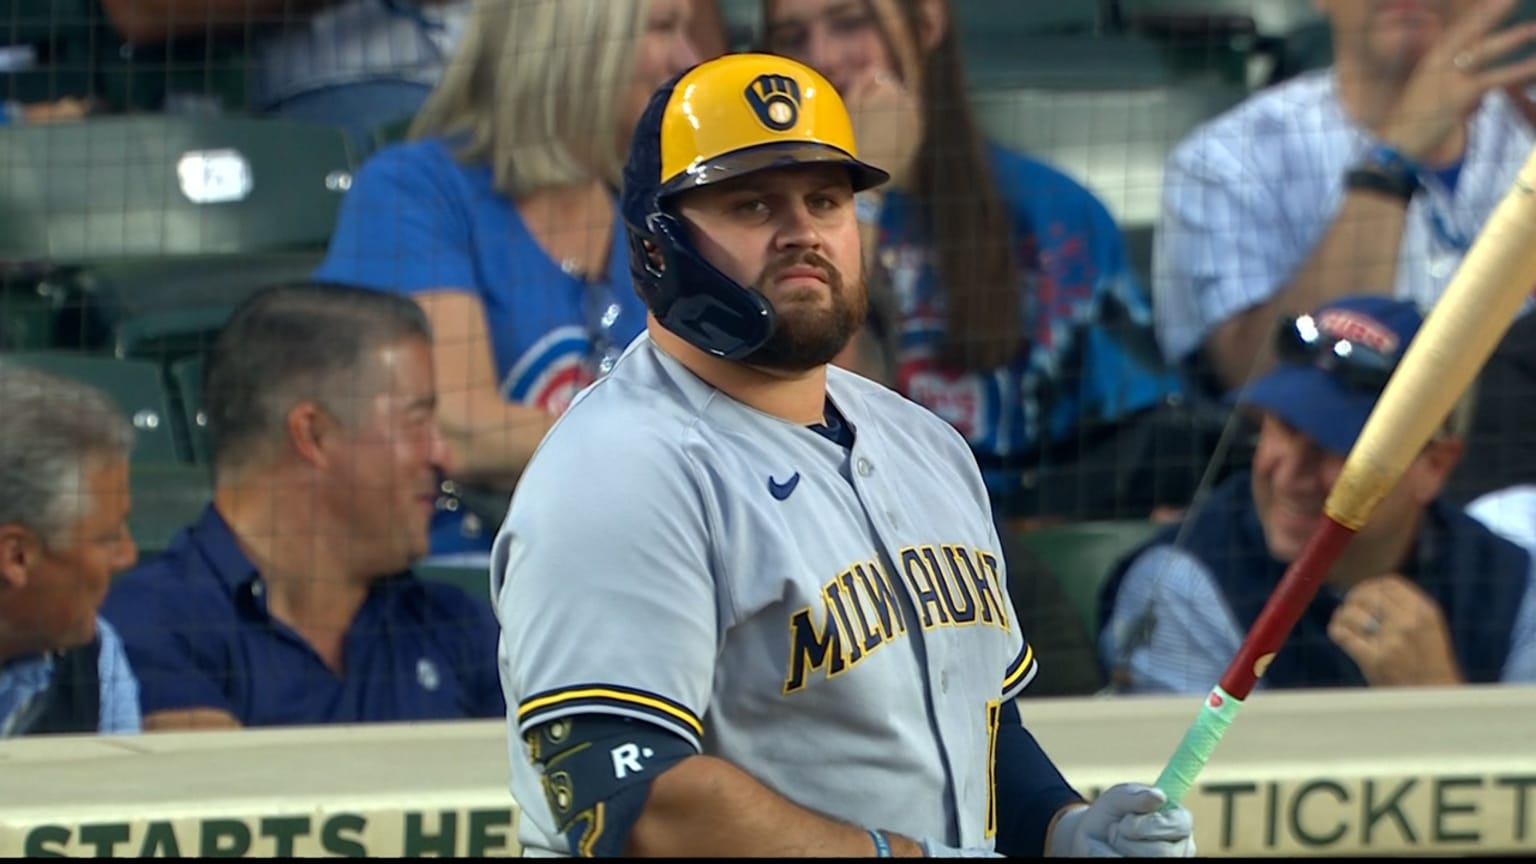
[492,334,1038,855]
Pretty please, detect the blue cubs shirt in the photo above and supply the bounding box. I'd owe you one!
[314,136,650,557]
[878,143,1183,492]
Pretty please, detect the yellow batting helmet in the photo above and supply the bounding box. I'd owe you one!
[620,53,889,360]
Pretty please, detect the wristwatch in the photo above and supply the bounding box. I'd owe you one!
[1345,144,1421,203]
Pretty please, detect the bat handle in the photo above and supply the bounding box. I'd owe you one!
[1153,685,1244,809]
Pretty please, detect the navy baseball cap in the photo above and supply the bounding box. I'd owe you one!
[1235,295,1426,456]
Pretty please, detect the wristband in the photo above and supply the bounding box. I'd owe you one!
[868,828,892,857]
[1362,143,1420,176]
[918,836,1003,858]
[1345,166,1419,203]
[1348,143,1421,202]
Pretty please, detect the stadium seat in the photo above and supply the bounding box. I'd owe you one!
[1116,0,1320,42]
[169,354,209,466]
[128,462,213,556]
[0,351,185,464]
[966,33,1177,91]
[0,114,356,264]
[86,250,325,363]
[954,0,1110,40]
[415,565,493,608]
[1269,17,1333,84]
[1010,519,1161,636]
[369,116,415,153]
[1116,0,1326,86]
[0,276,66,351]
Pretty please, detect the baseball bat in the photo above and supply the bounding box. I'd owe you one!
[1153,145,1536,808]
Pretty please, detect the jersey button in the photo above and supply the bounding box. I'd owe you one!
[856,458,873,477]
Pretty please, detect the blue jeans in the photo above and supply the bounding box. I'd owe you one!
[265,80,433,156]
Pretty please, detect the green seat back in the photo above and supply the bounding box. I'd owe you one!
[0,282,64,351]
[0,351,184,464]
[128,463,213,556]
[85,250,326,363]
[415,565,492,608]
[0,115,356,265]
[1012,520,1161,636]
[169,354,209,465]
[369,115,415,152]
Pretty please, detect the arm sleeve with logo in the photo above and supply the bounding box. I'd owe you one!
[492,424,717,751]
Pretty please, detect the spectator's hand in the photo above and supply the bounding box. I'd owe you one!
[1328,574,1463,687]
[1047,784,1195,858]
[1380,0,1536,164]
[842,68,922,189]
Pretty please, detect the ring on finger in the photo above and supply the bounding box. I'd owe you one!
[1454,50,1477,72]
[1362,615,1381,636]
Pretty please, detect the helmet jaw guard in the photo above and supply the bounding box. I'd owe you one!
[625,212,775,360]
[620,53,890,361]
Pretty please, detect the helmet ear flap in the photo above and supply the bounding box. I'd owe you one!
[631,210,776,360]
[627,228,671,312]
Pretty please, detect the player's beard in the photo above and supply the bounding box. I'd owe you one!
[741,251,865,373]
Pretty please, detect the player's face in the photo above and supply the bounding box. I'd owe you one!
[1318,0,1467,80]
[677,163,866,372]
[765,0,904,97]
[0,458,136,654]
[617,0,706,162]
[1251,413,1347,562]
[331,337,449,571]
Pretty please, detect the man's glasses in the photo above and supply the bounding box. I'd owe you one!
[1274,314,1400,394]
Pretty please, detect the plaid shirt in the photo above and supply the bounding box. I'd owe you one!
[1154,69,1535,369]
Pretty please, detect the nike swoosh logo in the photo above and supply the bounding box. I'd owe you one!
[768,472,801,501]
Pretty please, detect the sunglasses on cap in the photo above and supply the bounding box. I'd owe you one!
[1273,314,1401,394]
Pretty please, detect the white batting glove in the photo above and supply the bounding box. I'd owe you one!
[1047,784,1195,858]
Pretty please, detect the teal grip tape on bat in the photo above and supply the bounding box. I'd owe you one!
[1154,685,1243,808]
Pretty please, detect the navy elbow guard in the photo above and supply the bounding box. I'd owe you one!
[524,715,695,857]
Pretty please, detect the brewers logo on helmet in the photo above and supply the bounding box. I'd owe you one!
[621,53,889,360]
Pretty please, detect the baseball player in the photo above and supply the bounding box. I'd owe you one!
[491,53,1195,858]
